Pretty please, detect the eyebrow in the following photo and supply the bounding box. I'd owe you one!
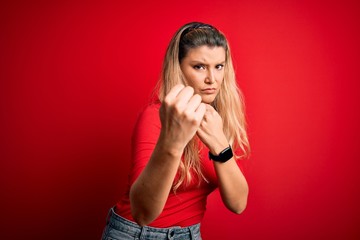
[189,60,226,65]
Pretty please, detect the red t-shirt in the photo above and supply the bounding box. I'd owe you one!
[115,103,243,227]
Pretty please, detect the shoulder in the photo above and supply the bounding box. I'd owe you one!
[142,102,161,115]
[138,102,161,122]
[133,102,161,133]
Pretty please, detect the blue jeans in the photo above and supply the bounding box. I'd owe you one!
[102,207,202,240]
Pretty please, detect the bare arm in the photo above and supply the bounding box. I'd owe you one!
[213,154,249,214]
[130,85,206,226]
[129,136,182,226]
[197,105,249,214]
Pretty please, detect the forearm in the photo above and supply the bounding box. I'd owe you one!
[214,158,249,214]
[129,135,183,226]
[208,138,249,214]
[130,85,205,226]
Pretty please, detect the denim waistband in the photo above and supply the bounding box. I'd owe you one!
[104,207,201,240]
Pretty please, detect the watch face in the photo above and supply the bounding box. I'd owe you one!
[209,146,233,162]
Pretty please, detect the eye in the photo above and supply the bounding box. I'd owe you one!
[216,64,224,70]
[193,65,206,70]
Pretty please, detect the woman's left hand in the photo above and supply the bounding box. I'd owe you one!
[197,104,229,154]
[198,104,249,215]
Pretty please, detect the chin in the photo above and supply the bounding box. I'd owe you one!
[201,95,216,104]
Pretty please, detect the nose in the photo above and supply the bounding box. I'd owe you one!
[205,69,215,84]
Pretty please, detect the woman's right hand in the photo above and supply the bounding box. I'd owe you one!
[130,84,205,226]
[159,84,206,154]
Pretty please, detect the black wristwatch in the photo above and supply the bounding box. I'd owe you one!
[209,145,233,163]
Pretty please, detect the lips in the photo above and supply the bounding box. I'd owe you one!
[201,88,217,94]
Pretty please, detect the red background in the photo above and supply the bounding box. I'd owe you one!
[1,0,360,239]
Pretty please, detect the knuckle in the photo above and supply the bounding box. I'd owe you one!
[192,94,202,104]
[164,96,172,106]
[183,110,192,119]
[176,83,185,89]
[193,93,201,100]
[189,117,198,126]
[183,110,197,124]
[173,103,183,115]
[184,85,194,92]
[192,118,200,127]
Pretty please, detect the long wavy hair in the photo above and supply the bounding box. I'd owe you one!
[155,22,250,191]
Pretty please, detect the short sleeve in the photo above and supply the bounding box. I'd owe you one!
[129,104,161,185]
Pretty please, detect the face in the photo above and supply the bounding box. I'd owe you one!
[180,45,226,104]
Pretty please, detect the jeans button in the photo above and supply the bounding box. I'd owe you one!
[168,229,175,239]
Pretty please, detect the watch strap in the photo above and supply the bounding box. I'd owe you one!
[209,145,233,163]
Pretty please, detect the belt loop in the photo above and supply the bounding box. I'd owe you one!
[190,224,200,240]
[189,226,194,240]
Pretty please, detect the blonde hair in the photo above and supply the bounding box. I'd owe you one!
[155,22,250,191]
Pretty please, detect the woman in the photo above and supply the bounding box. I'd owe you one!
[102,22,250,240]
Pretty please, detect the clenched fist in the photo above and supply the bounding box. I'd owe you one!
[197,104,229,155]
[159,84,206,153]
